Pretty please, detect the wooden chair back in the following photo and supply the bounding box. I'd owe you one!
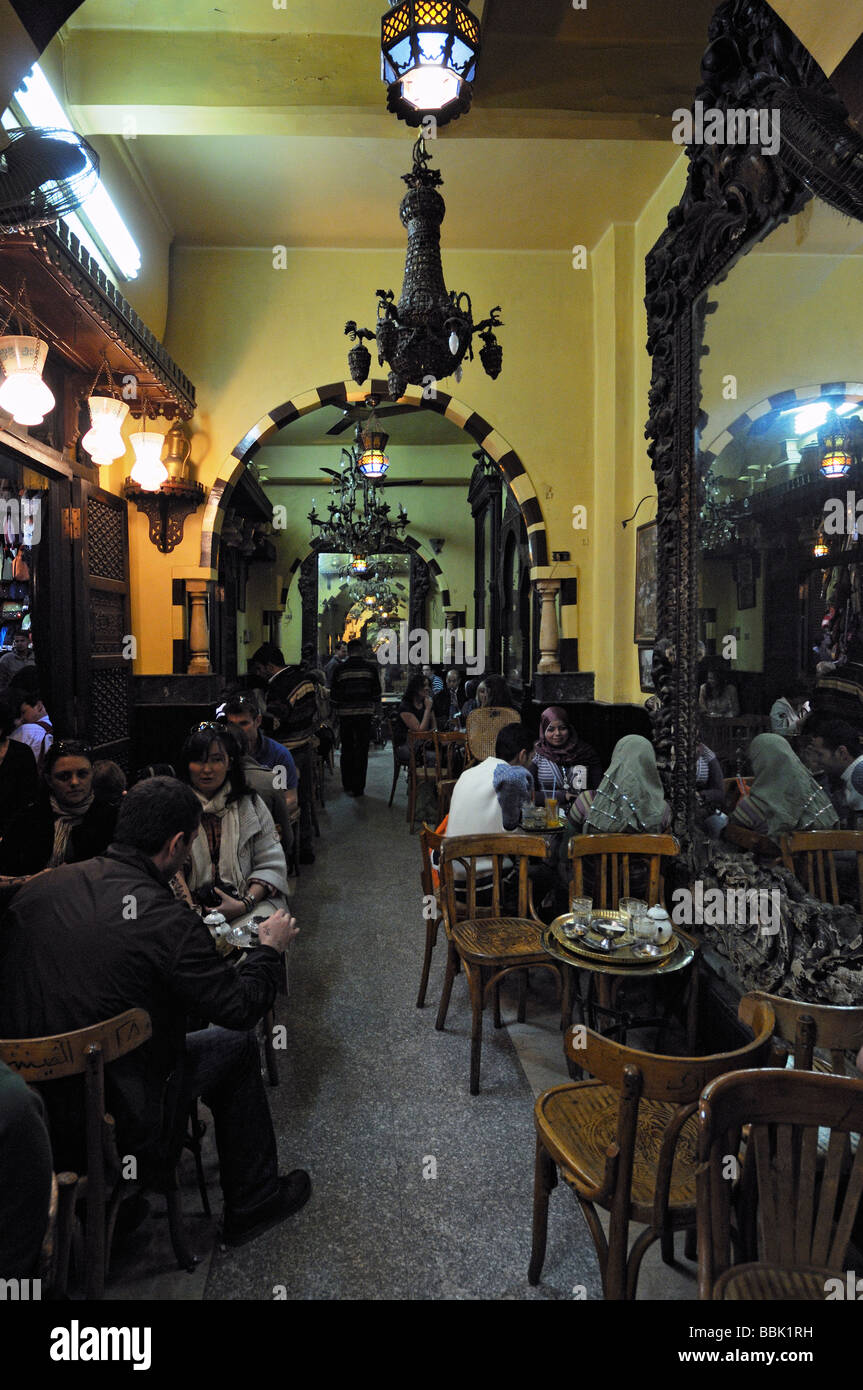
[439,833,547,927]
[565,993,775,1104]
[419,823,444,903]
[780,830,863,910]
[568,833,679,909]
[559,995,775,1269]
[741,989,863,1076]
[697,1068,863,1296]
[465,706,519,762]
[721,822,782,859]
[0,1009,152,1300]
[431,730,467,780]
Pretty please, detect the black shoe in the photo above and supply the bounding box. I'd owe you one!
[222,1170,311,1248]
[299,846,316,864]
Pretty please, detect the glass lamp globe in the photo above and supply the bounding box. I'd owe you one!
[81,395,129,467]
[0,336,55,425]
[130,428,168,491]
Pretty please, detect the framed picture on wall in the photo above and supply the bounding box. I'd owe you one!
[638,644,655,692]
[736,553,756,610]
[634,521,658,643]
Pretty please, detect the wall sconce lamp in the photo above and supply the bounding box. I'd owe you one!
[123,417,204,553]
[819,410,857,479]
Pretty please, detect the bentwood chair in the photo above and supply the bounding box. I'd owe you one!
[437,834,571,1095]
[568,833,679,910]
[429,730,467,820]
[407,727,436,832]
[417,823,445,1009]
[780,830,863,911]
[0,1010,168,1299]
[696,1068,863,1300]
[528,994,776,1300]
[740,989,863,1076]
[465,706,519,764]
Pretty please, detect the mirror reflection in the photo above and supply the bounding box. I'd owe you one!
[697,198,863,851]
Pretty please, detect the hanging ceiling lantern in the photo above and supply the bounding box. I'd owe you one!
[130,421,167,491]
[381,1,480,129]
[813,532,829,558]
[349,554,371,575]
[0,335,55,426]
[357,413,390,479]
[819,409,854,478]
[82,395,129,466]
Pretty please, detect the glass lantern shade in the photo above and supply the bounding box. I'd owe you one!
[81,394,129,466]
[130,428,168,491]
[381,1,480,126]
[820,451,852,479]
[358,448,390,479]
[0,336,55,425]
[813,534,829,557]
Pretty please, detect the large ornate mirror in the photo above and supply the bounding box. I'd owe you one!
[645,0,863,999]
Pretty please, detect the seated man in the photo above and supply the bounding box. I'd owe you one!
[221,695,298,814]
[0,1060,52,1279]
[808,718,863,827]
[0,777,310,1248]
[8,685,53,771]
[250,644,318,863]
[446,721,535,840]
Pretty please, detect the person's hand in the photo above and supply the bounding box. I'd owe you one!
[423,695,432,711]
[257,910,299,953]
[213,888,247,922]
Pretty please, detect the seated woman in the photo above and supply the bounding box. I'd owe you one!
[699,659,740,717]
[477,673,519,711]
[728,732,838,839]
[562,734,671,838]
[393,672,437,766]
[531,706,603,806]
[175,723,289,921]
[0,739,117,875]
[695,732,725,811]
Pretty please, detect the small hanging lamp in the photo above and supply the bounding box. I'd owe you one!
[357,409,390,479]
[0,277,55,427]
[381,1,481,128]
[129,399,167,491]
[80,353,129,468]
[819,410,854,478]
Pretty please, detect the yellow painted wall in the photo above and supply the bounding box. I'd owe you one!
[701,250,863,444]
[126,244,592,675]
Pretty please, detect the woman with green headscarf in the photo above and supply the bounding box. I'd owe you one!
[730,732,838,838]
[555,735,672,891]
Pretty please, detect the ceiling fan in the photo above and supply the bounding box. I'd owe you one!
[325,392,416,437]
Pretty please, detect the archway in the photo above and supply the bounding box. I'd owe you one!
[701,380,863,463]
[199,378,549,582]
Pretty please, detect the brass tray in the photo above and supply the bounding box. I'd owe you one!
[550,910,679,966]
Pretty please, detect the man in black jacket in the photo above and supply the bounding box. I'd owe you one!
[0,777,310,1247]
[330,639,382,796]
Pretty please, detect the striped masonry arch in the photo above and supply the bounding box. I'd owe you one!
[199,378,549,579]
[700,380,863,465]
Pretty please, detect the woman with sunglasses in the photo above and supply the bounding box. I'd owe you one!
[174,723,289,921]
[0,739,117,875]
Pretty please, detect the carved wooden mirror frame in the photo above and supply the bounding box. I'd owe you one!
[644,0,863,856]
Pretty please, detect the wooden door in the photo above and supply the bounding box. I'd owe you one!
[71,479,133,767]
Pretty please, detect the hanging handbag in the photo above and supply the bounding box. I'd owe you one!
[12,548,29,581]
[1,550,13,583]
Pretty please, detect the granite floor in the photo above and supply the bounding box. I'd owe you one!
[104,748,698,1301]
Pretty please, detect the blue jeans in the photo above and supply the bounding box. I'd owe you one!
[182,1026,279,1215]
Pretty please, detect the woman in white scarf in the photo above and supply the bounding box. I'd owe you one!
[176,723,289,920]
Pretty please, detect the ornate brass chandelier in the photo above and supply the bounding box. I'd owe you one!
[344,135,503,401]
[308,442,411,554]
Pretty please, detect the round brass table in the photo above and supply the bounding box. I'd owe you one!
[541,925,699,1048]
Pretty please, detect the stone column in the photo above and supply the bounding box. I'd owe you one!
[186,579,211,674]
[535,579,561,674]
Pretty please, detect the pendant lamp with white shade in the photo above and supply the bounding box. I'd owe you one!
[129,408,167,492]
[0,279,56,427]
